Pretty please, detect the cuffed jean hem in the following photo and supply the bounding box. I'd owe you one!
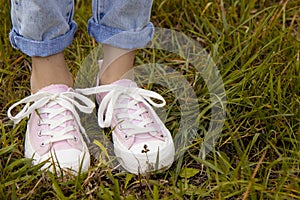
[9,21,77,57]
[88,19,154,50]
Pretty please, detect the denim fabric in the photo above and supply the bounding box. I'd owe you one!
[10,0,76,57]
[9,0,154,57]
[88,0,154,50]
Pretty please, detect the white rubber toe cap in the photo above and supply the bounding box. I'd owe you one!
[35,149,90,174]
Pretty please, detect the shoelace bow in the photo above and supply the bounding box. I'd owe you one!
[76,85,166,137]
[7,90,95,144]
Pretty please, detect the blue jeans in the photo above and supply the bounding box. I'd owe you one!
[9,0,154,57]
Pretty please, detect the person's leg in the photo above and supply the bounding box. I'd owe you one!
[10,0,76,93]
[83,0,175,174]
[8,0,92,173]
[31,53,73,93]
[88,0,154,85]
[99,45,135,85]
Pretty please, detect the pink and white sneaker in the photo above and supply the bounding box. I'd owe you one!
[76,61,175,174]
[7,85,94,174]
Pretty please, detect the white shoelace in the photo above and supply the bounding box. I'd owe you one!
[7,90,95,144]
[76,85,166,137]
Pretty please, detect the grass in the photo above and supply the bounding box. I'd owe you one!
[0,0,299,199]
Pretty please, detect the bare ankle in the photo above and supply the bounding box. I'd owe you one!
[100,45,135,85]
[31,52,73,93]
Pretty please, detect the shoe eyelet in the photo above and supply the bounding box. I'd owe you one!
[38,120,41,126]
[160,134,164,138]
[37,130,42,137]
[124,135,128,139]
[74,136,78,142]
[40,142,45,147]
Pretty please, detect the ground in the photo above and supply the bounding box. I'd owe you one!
[0,0,299,199]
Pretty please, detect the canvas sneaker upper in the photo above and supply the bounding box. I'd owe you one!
[7,84,94,173]
[76,61,175,174]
